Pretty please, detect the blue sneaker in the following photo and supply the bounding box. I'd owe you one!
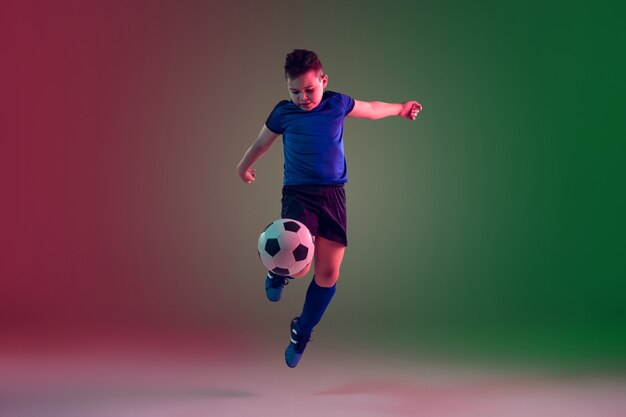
[265,272,289,302]
[285,317,311,368]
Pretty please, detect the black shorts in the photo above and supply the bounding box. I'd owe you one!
[281,184,348,246]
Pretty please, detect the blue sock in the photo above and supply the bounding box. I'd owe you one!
[297,277,336,337]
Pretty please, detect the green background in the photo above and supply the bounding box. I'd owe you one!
[2,0,624,367]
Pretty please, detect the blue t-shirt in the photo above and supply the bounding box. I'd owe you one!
[265,90,355,185]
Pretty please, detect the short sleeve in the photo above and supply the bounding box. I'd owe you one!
[265,101,286,134]
[338,92,355,116]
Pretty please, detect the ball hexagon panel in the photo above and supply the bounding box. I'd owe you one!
[273,248,296,269]
[258,250,276,271]
[277,230,301,253]
[296,228,314,247]
[263,222,283,240]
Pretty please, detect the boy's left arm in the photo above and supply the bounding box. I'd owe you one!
[348,100,422,121]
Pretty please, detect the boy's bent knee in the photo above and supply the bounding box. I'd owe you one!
[314,271,339,287]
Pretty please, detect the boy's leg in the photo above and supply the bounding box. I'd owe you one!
[286,236,345,367]
[299,236,345,333]
[311,236,345,288]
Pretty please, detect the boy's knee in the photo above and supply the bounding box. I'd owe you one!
[314,269,339,287]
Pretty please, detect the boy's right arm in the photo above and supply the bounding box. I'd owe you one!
[236,124,280,184]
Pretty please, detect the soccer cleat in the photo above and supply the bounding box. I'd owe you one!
[285,317,311,368]
[265,272,289,302]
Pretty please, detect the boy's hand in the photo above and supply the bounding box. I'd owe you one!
[400,101,422,121]
[238,166,257,184]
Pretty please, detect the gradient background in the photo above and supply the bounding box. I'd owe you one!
[2,0,625,370]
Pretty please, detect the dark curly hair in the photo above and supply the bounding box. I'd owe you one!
[284,49,324,80]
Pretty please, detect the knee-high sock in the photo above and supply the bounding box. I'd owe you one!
[297,277,336,337]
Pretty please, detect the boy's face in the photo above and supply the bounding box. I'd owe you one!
[287,70,328,111]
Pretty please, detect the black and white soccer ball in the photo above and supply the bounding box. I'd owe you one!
[258,218,314,276]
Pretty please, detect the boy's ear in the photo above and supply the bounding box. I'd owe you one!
[321,73,328,88]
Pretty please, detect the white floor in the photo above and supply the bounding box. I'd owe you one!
[1,337,624,417]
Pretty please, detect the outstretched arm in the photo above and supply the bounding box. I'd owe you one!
[236,125,280,184]
[348,100,422,120]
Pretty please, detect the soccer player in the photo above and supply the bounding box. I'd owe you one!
[237,49,422,368]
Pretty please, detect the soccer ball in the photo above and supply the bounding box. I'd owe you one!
[258,218,314,276]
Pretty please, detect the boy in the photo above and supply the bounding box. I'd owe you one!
[237,49,421,368]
